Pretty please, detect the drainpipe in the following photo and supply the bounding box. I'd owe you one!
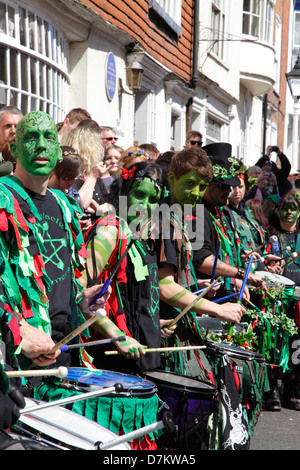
[186,0,200,133]
[262,94,267,156]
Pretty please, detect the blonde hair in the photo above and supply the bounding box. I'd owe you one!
[115,146,149,177]
[61,126,104,174]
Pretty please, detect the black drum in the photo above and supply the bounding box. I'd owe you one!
[145,370,218,450]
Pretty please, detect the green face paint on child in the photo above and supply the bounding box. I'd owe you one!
[11,110,62,176]
[170,169,208,208]
[127,177,162,223]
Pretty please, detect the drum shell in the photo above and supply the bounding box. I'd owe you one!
[206,341,267,437]
[15,397,131,450]
[33,368,159,451]
[145,370,218,451]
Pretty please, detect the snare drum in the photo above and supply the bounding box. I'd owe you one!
[206,341,267,438]
[33,367,159,450]
[144,370,218,451]
[256,271,295,314]
[15,397,131,450]
[197,316,244,339]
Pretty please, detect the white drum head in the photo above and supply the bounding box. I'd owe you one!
[18,398,131,450]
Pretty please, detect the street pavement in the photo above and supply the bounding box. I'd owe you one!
[250,406,300,450]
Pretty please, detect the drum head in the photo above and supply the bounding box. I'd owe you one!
[197,316,244,335]
[64,367,155,395]
[256,271,295,287]
[18,398,131,450]
[207,341,264,362]
[145,370,216,396]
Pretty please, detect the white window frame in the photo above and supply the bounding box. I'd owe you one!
[274,14,281,94]
[149,0,182,37]
[242,0,275,44]
[0,0,69,121]
[210,0,226,62]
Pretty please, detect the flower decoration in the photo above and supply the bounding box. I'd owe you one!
[121,166,137,180]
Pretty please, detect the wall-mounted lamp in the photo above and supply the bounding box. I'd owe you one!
[286,54,300,99]
[119,43,145,96]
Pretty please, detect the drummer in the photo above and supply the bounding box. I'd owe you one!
[80,160,244,374]
[225,165,266,272]
[0,110,111,372]
[265,191,300,411]
[185,142,265,300]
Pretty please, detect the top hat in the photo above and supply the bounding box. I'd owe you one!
[202,142,240,187]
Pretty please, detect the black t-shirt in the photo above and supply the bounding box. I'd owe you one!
[8,188,74,366]
[27,190,73,339]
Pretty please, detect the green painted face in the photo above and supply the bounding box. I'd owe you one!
[279,204,299,225]
[11,111,62,176]
[170,169,208,207]
[127,177,161,223]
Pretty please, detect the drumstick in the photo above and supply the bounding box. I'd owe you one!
[213,292,238,303]
[59,336,126,351]
[282,251,300,268]
[104,345,207,356]
[193,281,223,295]
[244,243,265,258]
[6,367,68,379]
[48,309,106,355]
[227,256,253,341]
[210,242,220,282]
[168,277,222,328]
[27,309,107,369]
[245,236,278,258]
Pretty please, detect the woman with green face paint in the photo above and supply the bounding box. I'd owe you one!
[80,161,177,375]
[265,191,300,411]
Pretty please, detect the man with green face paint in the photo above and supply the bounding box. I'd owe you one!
[0,110,110,372]
[188,143,265,300]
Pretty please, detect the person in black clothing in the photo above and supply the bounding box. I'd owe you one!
[255,145,291,197]
[190,142,265,300]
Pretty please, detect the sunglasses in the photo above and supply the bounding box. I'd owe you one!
[103,137,118,142]
[61,174,81,181]
[189,140,202,146]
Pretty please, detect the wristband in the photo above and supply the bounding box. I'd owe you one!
[236,267,246,280]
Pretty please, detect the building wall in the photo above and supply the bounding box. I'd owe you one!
[81,0,194,84]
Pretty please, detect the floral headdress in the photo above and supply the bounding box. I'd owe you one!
[121,164,169,198]
[124,149,150,161]
[212,156,239,180]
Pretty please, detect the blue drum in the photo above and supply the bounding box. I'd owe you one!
[63,367,156,397]
[33,367,159,450]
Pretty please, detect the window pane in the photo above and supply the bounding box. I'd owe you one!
[10,49,18,88]
[21,53,29,91]
[7,6,15,37]
[251,16,259,36]
[30,57,37,94]
[0,3,6,33]
[19,7,27,47]
[37,17,43,54]
[39,61,45,97]
[0,45,7,84]
[28,12,35,50]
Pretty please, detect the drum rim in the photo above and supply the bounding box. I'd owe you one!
[60,367,157,397]
[144,369,217,395]
[255,270,295,287]
[207,341,265,362]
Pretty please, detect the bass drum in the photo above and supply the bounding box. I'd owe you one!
[144,370,218,451]
[15,397,131,450]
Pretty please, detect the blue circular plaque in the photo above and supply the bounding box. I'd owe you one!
[105,52,117,101]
